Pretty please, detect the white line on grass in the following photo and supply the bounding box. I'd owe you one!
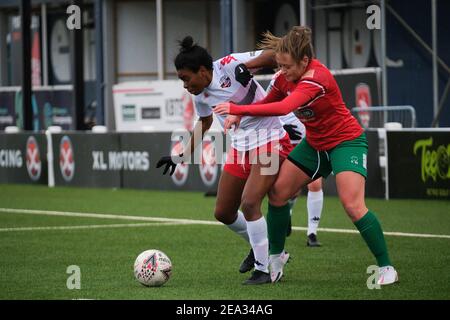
[292,226,450,239]
[0,207,219,225]
[0,222,192,232]
[1,207,450,239]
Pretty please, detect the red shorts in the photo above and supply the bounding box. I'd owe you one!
[223,133,293,179]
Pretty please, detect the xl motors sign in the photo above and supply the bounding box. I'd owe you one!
[51,133,122,188]
[387,130,450,199]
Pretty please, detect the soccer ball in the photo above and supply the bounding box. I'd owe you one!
[134,249,172,287]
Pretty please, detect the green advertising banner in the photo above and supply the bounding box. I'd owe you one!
[387,130,450,199]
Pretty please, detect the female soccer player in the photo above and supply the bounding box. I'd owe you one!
[214,26,398,285]
[268,70,324,247]
[233,53,325,247]
[156,36,292,284]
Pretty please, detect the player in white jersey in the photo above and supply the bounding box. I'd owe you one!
[234,51,325,247]
[156,36,293,284]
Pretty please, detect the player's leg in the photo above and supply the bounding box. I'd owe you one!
[240,160,279,285]
[335,171,397,284]
[268,139,318,256]
[217,149,254,274]
[267,159,312,282]
[214,170,247,233]
[306,177,323,247]
[332,134,398,285]
[285,189,300,237]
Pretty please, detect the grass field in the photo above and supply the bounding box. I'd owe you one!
[0,184,449,300]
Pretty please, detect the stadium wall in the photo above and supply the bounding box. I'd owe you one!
[1,129,449,200]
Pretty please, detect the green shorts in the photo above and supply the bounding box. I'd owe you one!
[287,133,368,179]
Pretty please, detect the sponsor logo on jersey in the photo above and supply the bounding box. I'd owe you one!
[199,138,218,187]
[170,141,188,186]
[219,75,231,88]
[26,136,41,181]
[59,135,75,182]
[220,55,237,66]
[294,108,314,119]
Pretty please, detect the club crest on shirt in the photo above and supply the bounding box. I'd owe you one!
[219,75,231,88]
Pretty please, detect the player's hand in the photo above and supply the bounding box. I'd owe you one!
[234,63,253,87]
[283,124,302,141]
[224,115,241,134]
[214,103,231,115]
[156,154,184,176]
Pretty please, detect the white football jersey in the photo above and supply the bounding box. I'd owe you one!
[194,53,284,151]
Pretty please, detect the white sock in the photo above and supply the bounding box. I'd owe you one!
[226,210,249,243]
[307,190,323,235]
[246,217,269,273]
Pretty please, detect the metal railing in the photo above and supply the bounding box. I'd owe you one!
[351,105,416,129]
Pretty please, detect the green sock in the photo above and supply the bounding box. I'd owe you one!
[267,203,291,255]
[354,211,392,267]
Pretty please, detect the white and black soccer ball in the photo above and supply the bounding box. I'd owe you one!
[134,249,172,287]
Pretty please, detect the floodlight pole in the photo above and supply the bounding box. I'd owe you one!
[380,0,388,126]
[21,0,32,131]
[71,0,85,130]
[432,0,438,126]
[300,0,307,26]
[221,0,232,56]
[156,0,164,80]
[95,0,104,125]
[381,0,387,107]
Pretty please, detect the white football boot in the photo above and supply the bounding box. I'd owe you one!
[377,266,399,285]
[269,251,290,283]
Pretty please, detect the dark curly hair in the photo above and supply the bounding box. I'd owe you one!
[174,36,213,72]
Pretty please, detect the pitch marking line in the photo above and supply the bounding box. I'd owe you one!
[1,207,450,239]
[0,208,218,225]
[0,222,192,232]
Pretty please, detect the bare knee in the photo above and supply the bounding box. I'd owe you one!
[240,197,262,221]
[341,198,367,222]
[214,207,236,225]
[308,179,322,192]
[268,183,291,207]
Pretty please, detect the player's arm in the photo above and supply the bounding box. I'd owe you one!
[183,115,213,157]
[252,83,285,105]
[214,81,324,117]
[156,115,212,175]
[244,49,277,70]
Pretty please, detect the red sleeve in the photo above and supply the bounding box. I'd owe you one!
[229,81,324,116]
[252,85,285,105]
